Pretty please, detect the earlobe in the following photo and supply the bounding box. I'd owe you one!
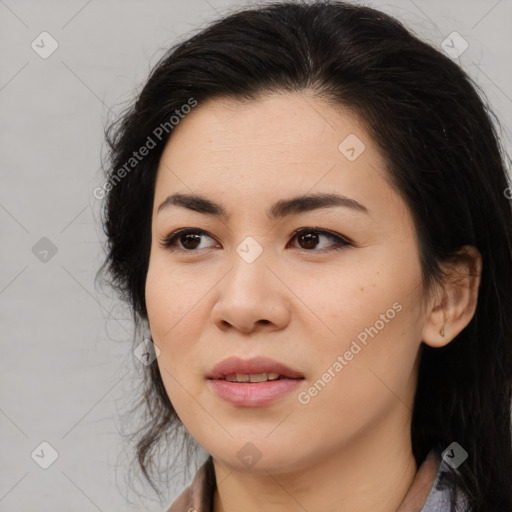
[422,295,450,348]
[421,245,482,348]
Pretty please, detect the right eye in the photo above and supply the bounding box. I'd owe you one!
[159,229,219,252]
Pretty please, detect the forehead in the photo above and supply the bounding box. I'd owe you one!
[165,92,365,153]
[155,92,388,191]
[150,92,415,236]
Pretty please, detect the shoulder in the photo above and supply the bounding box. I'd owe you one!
[165,450,470,512]
[420,450,470,512]
[165,456,215,512]
[398,449,470,512]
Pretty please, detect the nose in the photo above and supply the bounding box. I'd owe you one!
[211,249,291,334]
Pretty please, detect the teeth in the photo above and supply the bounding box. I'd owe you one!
[224,372,281,383]
[249,373,268,383]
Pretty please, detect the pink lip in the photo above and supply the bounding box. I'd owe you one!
[206,356,305,407]
[208,379,303,407]
[207,356,304,380]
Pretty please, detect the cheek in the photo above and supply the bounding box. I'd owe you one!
[145,254,207,339]
[295,308,418,451]
[304,261,422,396]
[302,264,397,342]
[145,255,210,399]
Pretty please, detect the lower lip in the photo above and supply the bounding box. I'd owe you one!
[208,378,303,407]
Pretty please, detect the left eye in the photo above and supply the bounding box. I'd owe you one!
[289,228,352,252]
[159,228,352,253]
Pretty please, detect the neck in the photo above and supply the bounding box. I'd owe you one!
[212,405,418,512]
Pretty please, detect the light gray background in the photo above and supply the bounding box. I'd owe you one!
[1,0,511,511]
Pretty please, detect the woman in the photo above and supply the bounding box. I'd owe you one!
[97,1,512,511]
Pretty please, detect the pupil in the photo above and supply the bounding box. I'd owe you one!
[183,234,201,250]
[300,232,318,249]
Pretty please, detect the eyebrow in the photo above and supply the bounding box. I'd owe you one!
[157,192,369,220]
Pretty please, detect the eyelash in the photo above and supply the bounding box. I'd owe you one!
[159,227,354,254]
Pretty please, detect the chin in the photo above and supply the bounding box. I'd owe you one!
[206,437,310,475]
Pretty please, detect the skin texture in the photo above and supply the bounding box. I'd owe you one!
[145,91,482,512]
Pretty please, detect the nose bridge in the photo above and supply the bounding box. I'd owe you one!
[212,250,284,332]
[222,234,286,308]
[227,234,271,297]
[210,226,293,332]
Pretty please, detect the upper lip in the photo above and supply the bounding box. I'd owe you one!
[207,356,304,380]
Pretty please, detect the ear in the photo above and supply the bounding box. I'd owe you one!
[421,245,482,348]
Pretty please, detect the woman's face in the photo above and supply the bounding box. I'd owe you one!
[146,92,429,474]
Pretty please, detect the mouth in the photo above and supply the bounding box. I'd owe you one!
[207,355,305,380]
[223,372,293,383]
[207,356,305,407]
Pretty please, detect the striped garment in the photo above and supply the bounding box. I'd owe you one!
[166,449,468,512]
